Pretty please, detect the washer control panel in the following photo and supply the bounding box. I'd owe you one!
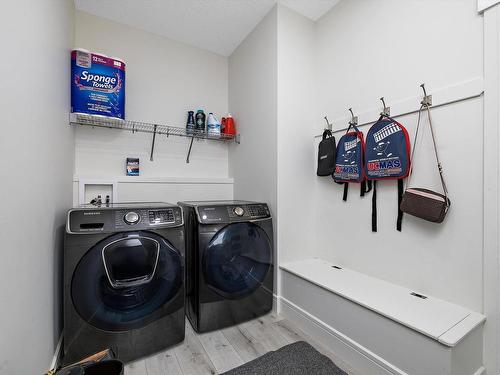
[148,209,176,225]
[68,205,183,233]
[197,203,270,224]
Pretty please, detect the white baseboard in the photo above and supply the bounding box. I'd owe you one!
[273,293,281,315]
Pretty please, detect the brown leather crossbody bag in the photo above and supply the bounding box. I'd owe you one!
[400,102,450,223]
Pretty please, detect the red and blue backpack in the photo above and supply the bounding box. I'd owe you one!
[365,115,411,231]
[332,123,371,200]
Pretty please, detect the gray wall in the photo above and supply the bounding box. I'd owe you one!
[0,1,75,373]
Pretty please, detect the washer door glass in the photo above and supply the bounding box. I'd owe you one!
[202,222,272,299]
[71,231,182,331]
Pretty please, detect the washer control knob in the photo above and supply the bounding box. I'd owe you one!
[233,207,245,217]
[124,211,140,225]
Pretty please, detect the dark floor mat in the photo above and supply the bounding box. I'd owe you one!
[221,341,348,375]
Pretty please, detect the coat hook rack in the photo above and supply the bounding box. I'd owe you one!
[349,108,358,126]
[324,116,332,131]
[380,97,390,116]
[420,83,432,106]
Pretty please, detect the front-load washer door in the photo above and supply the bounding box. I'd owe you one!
[71,231,183,332]
[202,222,272,299]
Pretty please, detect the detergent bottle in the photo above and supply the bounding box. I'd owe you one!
[207,113,221,137]
[224,113,236,136]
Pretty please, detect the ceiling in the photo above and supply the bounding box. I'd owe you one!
[74,0,340,56]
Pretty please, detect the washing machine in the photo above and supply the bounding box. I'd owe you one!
[178,200,274,333]
[63,202,185,364]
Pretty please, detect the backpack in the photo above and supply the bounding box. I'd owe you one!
[365,115,411,231]
[332,123,371,200]
[317,129,336,176]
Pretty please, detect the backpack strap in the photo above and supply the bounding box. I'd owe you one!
[343,183,348,201]
[380,113,406,231]
[397,179,404,231]
[372,181,377,232]
[361,180,372,196]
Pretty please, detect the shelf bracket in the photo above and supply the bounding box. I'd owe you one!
[150,125,157,161]
[186,136,195,163]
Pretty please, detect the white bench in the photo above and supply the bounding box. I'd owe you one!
[279,258,485,375]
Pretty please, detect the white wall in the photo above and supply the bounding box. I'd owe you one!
[74,11,229,180]
[309,0,483,312]
[229,6,278,207]
[0,1,75,373]
[228,5,278,292]
[276,6,317,291]
[483,4,500,373]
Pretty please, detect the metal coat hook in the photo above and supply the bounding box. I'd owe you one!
[380,97,390,116]
[324,116,332,131]
[349,108,358,126]
[420,83,432,106]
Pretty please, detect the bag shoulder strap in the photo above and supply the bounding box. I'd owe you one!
[407,104,449,201]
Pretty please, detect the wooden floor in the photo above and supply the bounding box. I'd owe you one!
[125,313,355,375]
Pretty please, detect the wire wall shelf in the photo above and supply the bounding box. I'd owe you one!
[69,113,240,163]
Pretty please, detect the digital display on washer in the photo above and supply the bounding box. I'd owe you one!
[149,209,175,224]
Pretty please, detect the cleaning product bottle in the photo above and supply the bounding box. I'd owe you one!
[186,111,195,134]
[207,112,221,137]
[224,113,236,136]
[195,110,206,132]
[221,117,227,134]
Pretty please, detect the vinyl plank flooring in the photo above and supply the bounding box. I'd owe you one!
[220,324,269,362]
[173,322,217,375]
[125,315,357,375]
[197,329,244,373]
[125,358,148,375]
[240,316,289,352]
[256,311,285,325]
[144,348,183,375]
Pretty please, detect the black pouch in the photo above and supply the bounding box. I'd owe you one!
[317,129,336,176]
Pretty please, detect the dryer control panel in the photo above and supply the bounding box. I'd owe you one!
[196,203,270,224]
[67,204,183,233]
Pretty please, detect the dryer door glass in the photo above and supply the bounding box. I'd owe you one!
[71,231,183,331]
[203,222,272,299]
